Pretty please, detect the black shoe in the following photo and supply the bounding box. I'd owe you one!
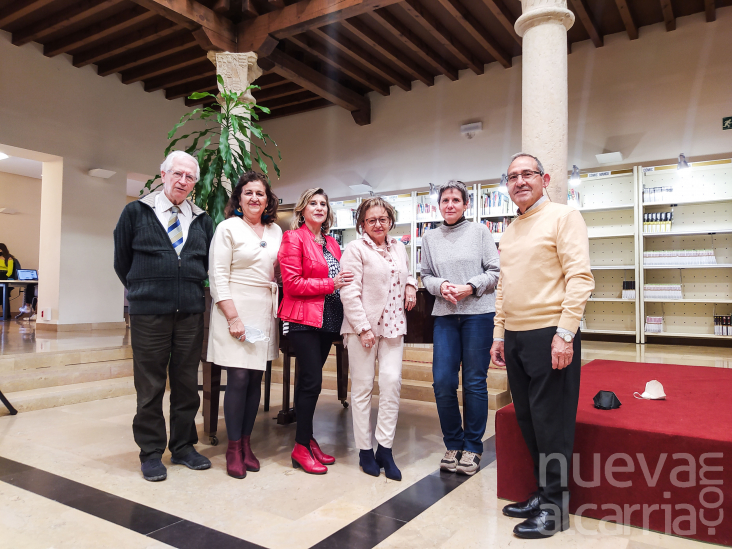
[375,444,401,481]
[502,492,542,518]
[359,449,380,477]
[170,449,211,470]
[513,509,568,539]
[141,458,167,482]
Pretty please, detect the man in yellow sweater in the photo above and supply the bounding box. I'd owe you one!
[490,153,594,539]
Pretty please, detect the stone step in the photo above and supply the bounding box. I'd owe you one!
[1,359,133,393]
[1,377,136,414]
[269,366,511,410]
[0,346,133,373]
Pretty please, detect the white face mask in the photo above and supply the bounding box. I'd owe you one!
[634,380,666,400]
[240,326,271,344]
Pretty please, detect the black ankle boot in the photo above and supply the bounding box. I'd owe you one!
[375,444,401,481]
[359,449,380,477]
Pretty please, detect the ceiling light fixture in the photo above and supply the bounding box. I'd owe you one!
[499,174,508,193]
[570,165,581,185]
[348,181,373,194]
[595,152,623,165]
[0,153,9,161]
[677,153,690,171]
[429,182,439,201]
[88,168,116,179]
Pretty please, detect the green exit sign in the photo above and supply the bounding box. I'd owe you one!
[724,116,732,130]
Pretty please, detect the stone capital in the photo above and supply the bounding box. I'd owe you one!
[206,51,263,103]
[515,0,575,37]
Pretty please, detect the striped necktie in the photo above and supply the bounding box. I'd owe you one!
[168,205,184,255]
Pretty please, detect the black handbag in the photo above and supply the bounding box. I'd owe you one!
[593,390,622,410]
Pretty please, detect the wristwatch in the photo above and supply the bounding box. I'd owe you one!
[467,282,477,295]
[559,332,573,343]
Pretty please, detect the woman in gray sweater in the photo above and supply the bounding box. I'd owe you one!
[421,180,500,476]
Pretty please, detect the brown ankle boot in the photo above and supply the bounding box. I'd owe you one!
[226,439,246,479]
[241,435,260,472]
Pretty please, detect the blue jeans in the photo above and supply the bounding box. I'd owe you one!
[432,313,494,454]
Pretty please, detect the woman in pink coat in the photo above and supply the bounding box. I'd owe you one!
[339,197,418,480]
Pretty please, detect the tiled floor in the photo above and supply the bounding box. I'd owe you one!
[1,321,731,548]
[0,319,129,355]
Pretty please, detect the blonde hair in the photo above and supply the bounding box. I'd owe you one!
[355,197,396,235]
[291,188,335,233]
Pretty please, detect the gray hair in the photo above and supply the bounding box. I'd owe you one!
[437,180,469,204]
[160,150,200,181]
[509,152,545,175]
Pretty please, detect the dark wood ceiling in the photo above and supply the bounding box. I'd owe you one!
[1,0,728,124]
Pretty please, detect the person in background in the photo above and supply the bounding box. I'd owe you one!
[490,153,594,539]
[207,172,282,479]
[340,197,417,481]
[114,150,214,482]
[420,180,500,476]
[0,243,36,318]
[278,188,353,475]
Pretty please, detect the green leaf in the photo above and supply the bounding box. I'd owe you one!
[189,91,216,100]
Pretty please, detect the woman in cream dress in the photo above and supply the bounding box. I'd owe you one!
[208,171,281,479]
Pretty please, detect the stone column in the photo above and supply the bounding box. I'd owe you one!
[206,51,263,189]
[515,0,574,204]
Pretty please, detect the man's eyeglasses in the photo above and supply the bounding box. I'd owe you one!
[507,170,542,183]
[170,171,196,184]
[365,217,390,227]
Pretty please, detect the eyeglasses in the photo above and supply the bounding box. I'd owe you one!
[365,217,390,227]
[170,171,196,184]
[507,170,542,183]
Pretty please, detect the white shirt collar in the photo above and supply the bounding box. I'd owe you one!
[156,191,191,218]
[362,232,396,251]
[520,195,548,215]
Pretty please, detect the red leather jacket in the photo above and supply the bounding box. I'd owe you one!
[278,224,341,328]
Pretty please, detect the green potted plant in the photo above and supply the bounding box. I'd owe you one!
[143,75,281,225]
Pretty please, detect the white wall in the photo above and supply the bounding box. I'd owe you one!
[0,172,41,270]
[262,8,732,203]
[0,30,191,326]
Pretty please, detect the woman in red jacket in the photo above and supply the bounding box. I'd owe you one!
[278,188,353,474]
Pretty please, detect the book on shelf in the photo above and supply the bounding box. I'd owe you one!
[643,185,675,203]
[621,281,636,299]
[643,249,717,266]
[714,315,732,336]
[481,190,516,217]
[643,212,673,233]
[645,315,664,333]
[644,283,683,300]
[481,217,513,234]
[567,188,582,209]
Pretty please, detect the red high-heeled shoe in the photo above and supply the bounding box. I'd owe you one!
[310,438,335,465]
[241,435,260,472]
[226,439,247,479]
[291,443,327,474]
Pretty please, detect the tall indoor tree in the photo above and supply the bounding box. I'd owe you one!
[144,75,281,225]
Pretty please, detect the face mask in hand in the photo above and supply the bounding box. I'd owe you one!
[634,380,666,400]
[240,326,271,343]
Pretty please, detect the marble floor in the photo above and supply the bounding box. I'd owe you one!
[1,321,731,548]
[0,320,129,355]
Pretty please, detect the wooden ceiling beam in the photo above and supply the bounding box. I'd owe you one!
[705,0,715,22]
[288,33,391,96]
[44,7,156,57]
[659,0,675,31]
[238,0,403,53]
[312,26,411,91]
[253,82,304,101]
[369,9,457,81]
[260,48,370,125]
[435,0,510,67]
[481,0,520,45]
[401,0,483,75]
[0,0,56,28]
[613,0,637,40]
[73,19,178,67]
[130,0,236,47]
[568,0,602,47]
[121,48,206,83]
[259,90,320,109]
[241,0,259,19]
[165,76,218,99]
[97,32,197,75]
[144,61,216,91]
[255,72,288,88]
[12,0,123,46]
[340,17,434,86]
[259,97,333,120]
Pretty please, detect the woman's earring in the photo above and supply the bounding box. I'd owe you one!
[234,207,244,217]
[299,215,305,224]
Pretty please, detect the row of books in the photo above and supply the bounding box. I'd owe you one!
[416,221,440,238]
[643,186,675,203]
[644,283,683,300]
[714,315,732,336]
[481,218,513,234]
[643,249,717,265]
[480,191,516,216]
[643,212,673,233]
[645,316,664,333]
[567,189,582,208]
[621,281,636,300]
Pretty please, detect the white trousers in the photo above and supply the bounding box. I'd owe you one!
[347,334,404,450]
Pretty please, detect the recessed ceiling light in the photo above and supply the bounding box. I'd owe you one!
[0,153,9,161]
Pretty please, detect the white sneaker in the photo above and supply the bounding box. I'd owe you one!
[440,449,461,473]
[28,314,37,321]
[19,303,32,314]
[456,451,481,476]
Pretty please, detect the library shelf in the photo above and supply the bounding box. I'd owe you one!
[590,265,635,270]
[642,196,732,208]
[480,213,517,219]
[643,229,732,237]
[588,231,635,240]
[644,331,731,340]
[577,204,634,213]
[643,264,732,269]
[583,329,636,335]
[588,298,635,302]
[644,298,732,304]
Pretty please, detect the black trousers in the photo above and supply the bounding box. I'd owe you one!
[130,313,204,462]
[288,330,337,447]
[505,326,581,512]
